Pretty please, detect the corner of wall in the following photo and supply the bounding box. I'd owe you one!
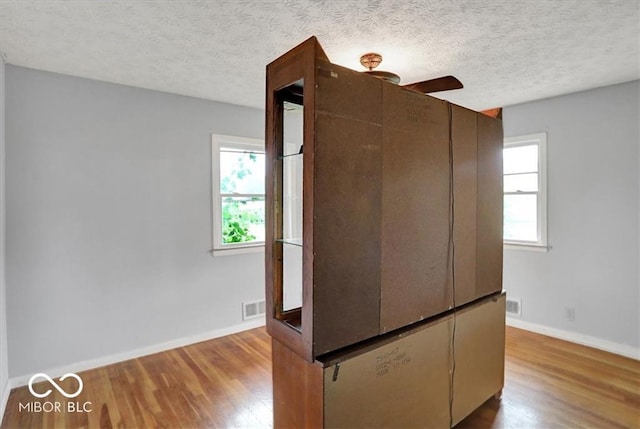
[502,80,640,352]
[0,55,9,423]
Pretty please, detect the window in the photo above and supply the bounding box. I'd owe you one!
[503,132,547,249]
[212,134,265,254]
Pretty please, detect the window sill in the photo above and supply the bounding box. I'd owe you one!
[211,244,265,257]
[504,242,550,252]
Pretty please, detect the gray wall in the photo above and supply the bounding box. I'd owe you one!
[503,80,640,349]
[0,58,9,411]
[6,66,266,377]
[4,63,638,380]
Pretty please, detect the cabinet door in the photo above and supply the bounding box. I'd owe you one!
[313,113,383,356]
[452,293,506,425]
[380,87,451,333]
[312,62,383,356]
[452,105,478,307]
[476,114,504,298]
[323,316,451,429]
[323,293,506,429]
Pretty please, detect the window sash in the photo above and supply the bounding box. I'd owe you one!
[212,134,266,252]
[503,133,547,248]
[220,193,264,198]
[504,172,538,193]
[504,193,539,243]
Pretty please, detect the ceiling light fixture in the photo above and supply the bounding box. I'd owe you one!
[359,52,401,84]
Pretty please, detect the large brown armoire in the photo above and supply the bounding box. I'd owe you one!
[265,37,505,428]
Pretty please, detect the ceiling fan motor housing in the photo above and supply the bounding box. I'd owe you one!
[360,52,383,70]
[358,51,463,91]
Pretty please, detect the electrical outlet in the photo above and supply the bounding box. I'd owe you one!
[564,307,575,322]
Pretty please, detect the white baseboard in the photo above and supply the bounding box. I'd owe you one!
[7,317,266,389]
[506,317,639,360]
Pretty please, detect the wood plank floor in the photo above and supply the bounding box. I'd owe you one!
[2,326,638,428]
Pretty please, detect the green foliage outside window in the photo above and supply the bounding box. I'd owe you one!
[221,151,265,244]
[222,198,263,243]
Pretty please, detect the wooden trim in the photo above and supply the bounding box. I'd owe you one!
[480,107,502,119]
[265,37,329,362]
[272,339,324,429]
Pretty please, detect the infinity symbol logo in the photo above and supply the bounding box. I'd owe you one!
[28,373,84,399]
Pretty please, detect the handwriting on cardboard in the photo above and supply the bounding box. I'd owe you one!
[375,347,411,377]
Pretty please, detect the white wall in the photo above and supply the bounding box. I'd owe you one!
[0,57,9,418]
[503,80,640,352]
[5,66,266,377]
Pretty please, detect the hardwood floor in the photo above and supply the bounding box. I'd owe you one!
[457,327,639,429]
[2,326,638,428]
[1,329,273,429]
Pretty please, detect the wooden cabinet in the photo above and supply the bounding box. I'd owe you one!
[265,37,504,362]
[273,293,506,428]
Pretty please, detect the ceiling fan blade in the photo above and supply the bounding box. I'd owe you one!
[402,75,463,93]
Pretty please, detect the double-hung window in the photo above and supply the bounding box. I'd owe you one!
[212,134,265,254]
[503,132,547,249]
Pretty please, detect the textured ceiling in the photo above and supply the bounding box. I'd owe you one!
[0,0,638,111]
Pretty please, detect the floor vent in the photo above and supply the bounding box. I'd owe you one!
[506,298,522,317]
[243,300,266,320]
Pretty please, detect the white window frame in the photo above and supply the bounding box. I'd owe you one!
[211,134,265,256]
[503,132,548,251]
